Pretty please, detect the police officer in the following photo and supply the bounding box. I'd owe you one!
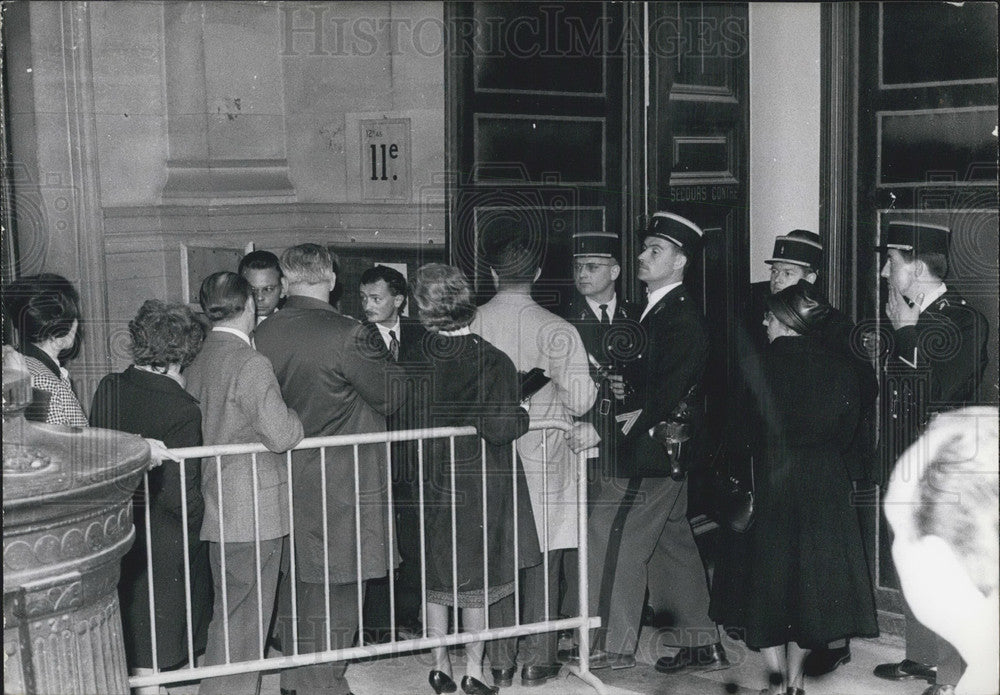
[873,220,989,695]
[559,232,641,646]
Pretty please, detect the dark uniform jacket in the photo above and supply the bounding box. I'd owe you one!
[617,285,708,478]
[565,294,641,477]
[880,287,989,481]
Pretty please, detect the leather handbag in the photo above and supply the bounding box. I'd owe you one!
[717,465,755,533]
[709,441,755,533]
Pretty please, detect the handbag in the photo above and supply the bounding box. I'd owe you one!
[710,442,755,533]
[717,463,755,533]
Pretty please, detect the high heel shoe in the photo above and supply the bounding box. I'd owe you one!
[786,688,805,695]
[429,670,457,694]
[758,671,785,695]
[460,675,499,695]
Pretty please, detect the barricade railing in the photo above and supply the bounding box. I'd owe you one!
[126,420,606,694]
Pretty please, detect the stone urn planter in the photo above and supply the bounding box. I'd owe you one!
[3,398,149,694]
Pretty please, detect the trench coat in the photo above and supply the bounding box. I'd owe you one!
[471,292,596,551]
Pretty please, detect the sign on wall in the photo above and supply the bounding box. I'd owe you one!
[359,118,411,201]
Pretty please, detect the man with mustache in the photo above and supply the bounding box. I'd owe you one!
[358,264,427,642]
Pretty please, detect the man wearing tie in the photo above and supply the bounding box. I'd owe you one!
[560,232,640,643]
[578,213,727,673]
[359,264,428,641]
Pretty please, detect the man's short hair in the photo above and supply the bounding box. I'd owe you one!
[360,265,408,312]
[199,271,251,324]
[483,228,543,284]
[238,250,282,277]
[280,244,337,285]
[910,251,949,281]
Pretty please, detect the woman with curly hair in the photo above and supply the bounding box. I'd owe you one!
[90,300,212,689]
[410,264,541,695]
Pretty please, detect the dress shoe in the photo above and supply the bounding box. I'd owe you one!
[654,643,729,673]
[921,686,955,695]
[802,645,851,677]
[521,663,562,687]
[429,670,458,694]
[786,688,806,695]
[873,659,936,684]
[460,675,498,695]
[490,667,515,688]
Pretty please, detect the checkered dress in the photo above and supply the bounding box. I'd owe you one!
[24,354,87,427]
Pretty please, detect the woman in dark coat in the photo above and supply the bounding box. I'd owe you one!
[409,264,541,695]
[710,281,878,695]
[89,300,212,683]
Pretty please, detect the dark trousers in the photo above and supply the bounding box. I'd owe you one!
[487,550,566,669]
[588,476,716,655]
[361,479,422,634]
[275,579,364,695]
[904,602,965,686]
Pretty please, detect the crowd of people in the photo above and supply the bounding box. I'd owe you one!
[1,212,995,695]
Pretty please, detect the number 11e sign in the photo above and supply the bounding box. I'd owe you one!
[359,118,411,201]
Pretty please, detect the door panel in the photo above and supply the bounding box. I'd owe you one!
[856,2,999,596]
[648,3,749,515]
[447,1,623,313]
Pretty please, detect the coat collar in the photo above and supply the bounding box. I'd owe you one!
[641,284,687,323]
[22,343,61,378]
[123,365,199,402]
[282,294,339,313]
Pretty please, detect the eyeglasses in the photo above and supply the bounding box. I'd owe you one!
[573,262,615,273]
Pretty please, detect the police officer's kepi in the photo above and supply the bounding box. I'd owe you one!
[642,212,704,254]
[573,232,619,258]
[766,230,823,269]
[874,221,950,256]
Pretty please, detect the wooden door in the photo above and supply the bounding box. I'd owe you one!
[645,2,750,515]
[446,1,624,312]
[856,2,999,602]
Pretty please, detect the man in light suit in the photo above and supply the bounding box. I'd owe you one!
[254,244,406,695]
[185,271,304,695]
[587,213,727,674]
[472,227,597,688]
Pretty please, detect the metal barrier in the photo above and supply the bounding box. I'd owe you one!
[127,420,606,694]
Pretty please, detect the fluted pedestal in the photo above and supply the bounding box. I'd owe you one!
[3,417,148,695]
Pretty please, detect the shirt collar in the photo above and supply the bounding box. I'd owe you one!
[211,326,252,346]
[918,283,947,313]
[374,318,401,348]
[641,281,683,321]
[584,294,617,320]
[440,326,472,337]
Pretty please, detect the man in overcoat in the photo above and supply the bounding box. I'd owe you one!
[254,244,405,695]
[185,272,304,695]
[872,220,989,695]
[471,228,597,687]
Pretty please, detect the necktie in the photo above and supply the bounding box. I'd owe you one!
[599,304,610,325]
[388,330,399,362]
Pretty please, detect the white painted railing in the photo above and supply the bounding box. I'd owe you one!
[127,420,606,693]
